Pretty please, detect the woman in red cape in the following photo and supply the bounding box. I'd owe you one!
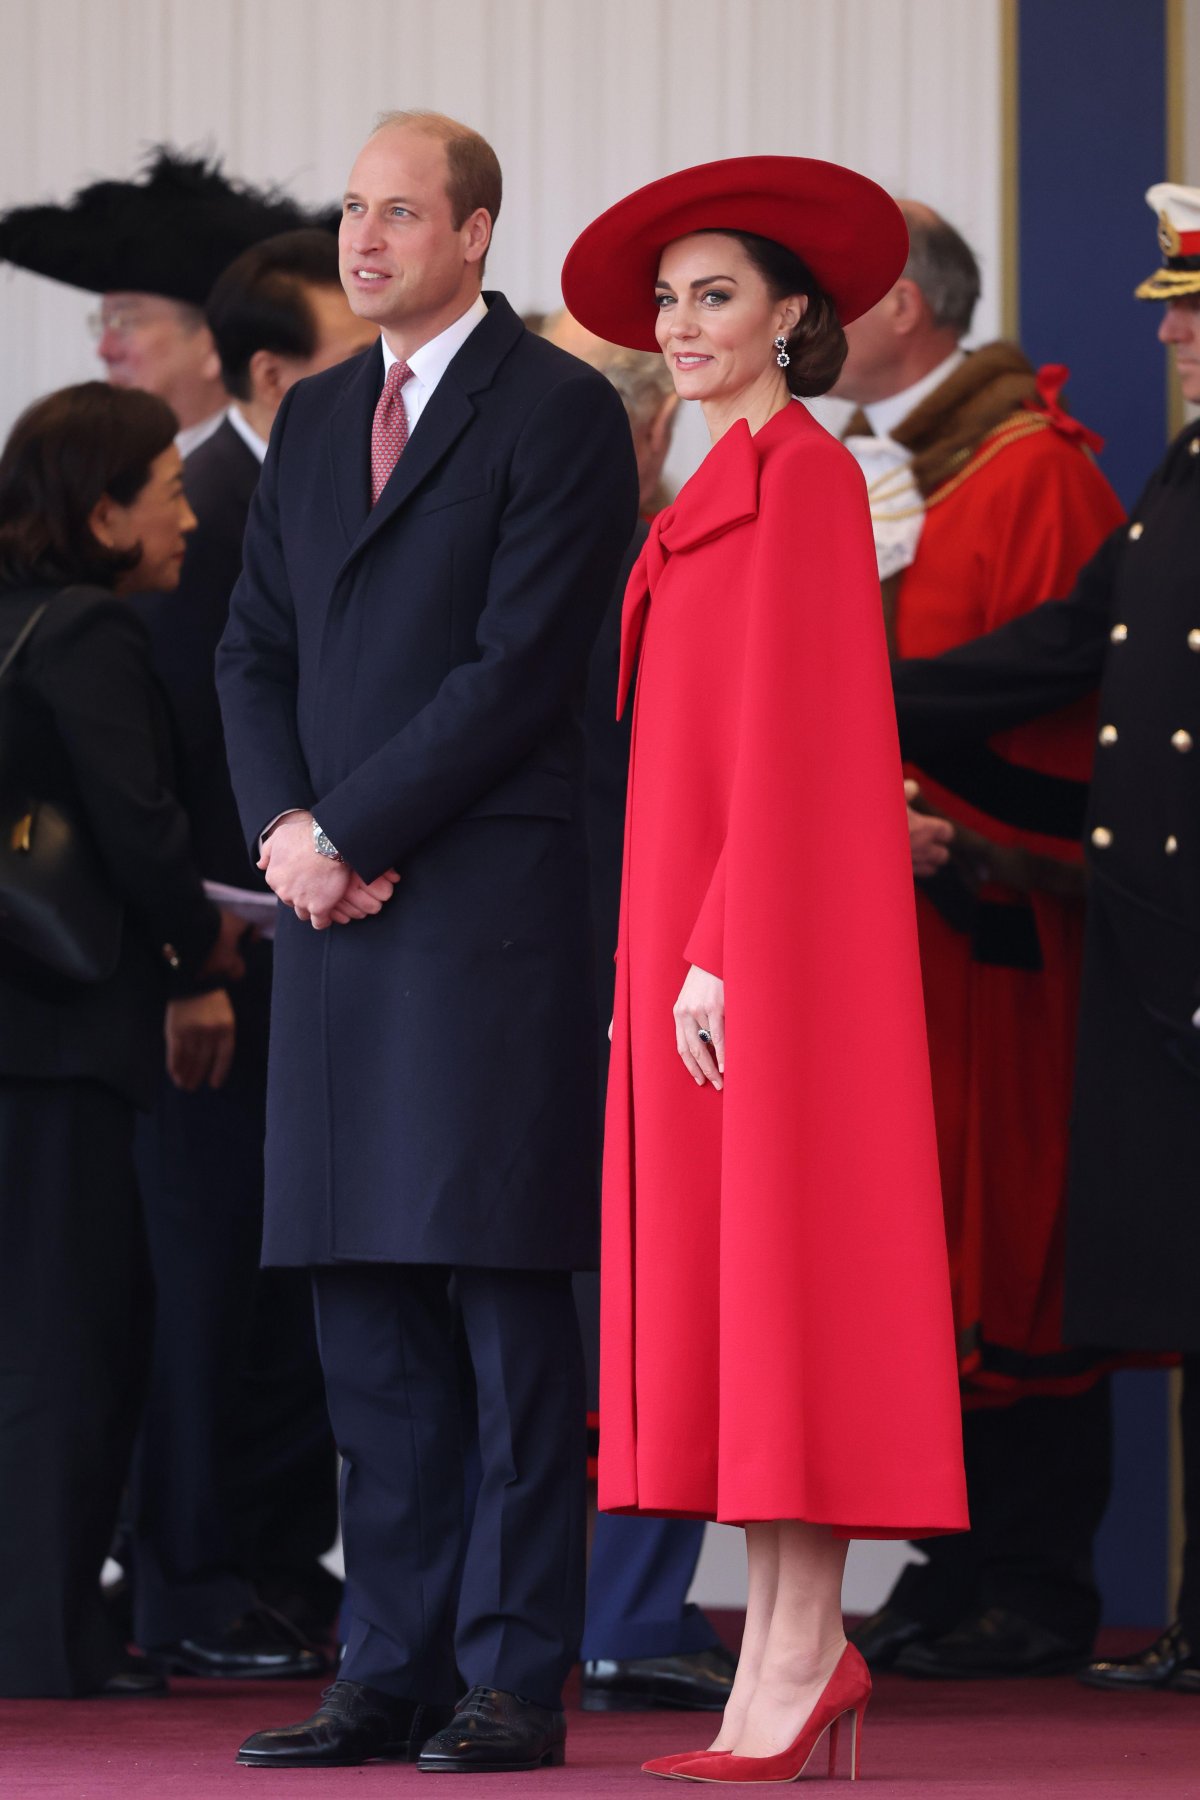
[563,159,967,1785]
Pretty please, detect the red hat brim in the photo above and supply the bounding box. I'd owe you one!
[561,155,908,350]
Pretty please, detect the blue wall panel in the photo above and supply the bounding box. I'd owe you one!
[1018,0,1173,1627]
[1018,0,1169,508]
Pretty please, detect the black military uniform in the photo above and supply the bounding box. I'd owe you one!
[893,412,1200,1690]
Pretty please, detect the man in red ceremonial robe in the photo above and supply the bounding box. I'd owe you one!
[838,204,1124,1679]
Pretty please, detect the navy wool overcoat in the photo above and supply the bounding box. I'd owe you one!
[216,294,639,1270]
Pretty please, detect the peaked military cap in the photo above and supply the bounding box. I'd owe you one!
[1136,182,1200,301]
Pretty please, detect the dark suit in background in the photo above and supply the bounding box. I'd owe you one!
[0,589,218,1695]
[128,419,336,1654]
[576,523,720,1677]
[218,296,637,1706]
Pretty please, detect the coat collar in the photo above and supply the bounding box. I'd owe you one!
[186,414,261,498]
[327,292,524,568]
[617,414,761,715]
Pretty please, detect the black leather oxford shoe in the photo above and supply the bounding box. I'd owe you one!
[148,1605,326,1679]
[237,1681,454,1767]
[849,1606,933,1671]
[895,1606,1091,1679]
[581,1645,737,1712]
[1078,1623,1200,1694]
[416,1686,567,1772]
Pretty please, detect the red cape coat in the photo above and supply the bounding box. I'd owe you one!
[600,401,968,1536]
[897,422,1124,1401]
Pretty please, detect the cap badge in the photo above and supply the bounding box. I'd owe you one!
[1159,210,1182,257]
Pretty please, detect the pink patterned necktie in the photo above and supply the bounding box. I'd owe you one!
[370,359,413,504]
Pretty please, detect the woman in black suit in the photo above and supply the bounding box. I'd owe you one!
[0,384,246,1697]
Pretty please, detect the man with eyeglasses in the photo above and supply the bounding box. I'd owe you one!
[0,146,347,1683]
[1,146,336,456]
[89,293,227,458]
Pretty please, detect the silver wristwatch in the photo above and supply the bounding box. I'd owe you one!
[311,818,344,863]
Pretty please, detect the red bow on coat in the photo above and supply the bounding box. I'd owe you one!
[1029,364,1105,455]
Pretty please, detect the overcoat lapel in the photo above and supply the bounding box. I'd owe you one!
[345,382,476,566]
[327,343,381,547]
[329,294,525,578]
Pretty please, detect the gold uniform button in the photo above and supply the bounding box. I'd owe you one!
[1173,730,1195,753]
[1091,826,1113,848]
[1190,630,1200,652]
[1128,522,1144,540]
[1191,437,1200,456]
[1111,623,1128,642]
[1166,835,1180,855]
[1098,724,1118,745]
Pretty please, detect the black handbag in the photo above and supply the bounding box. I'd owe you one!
[0,599,123,981]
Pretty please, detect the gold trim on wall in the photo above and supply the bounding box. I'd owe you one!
[1000,0,1019,342]
[1165,1,1191,1624]
[1167,0,1187,440]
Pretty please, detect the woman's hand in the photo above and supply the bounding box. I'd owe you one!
[905,780,955,878]
[165,989,237,1092]
[200,907,249,984]
[674,964,724,1089]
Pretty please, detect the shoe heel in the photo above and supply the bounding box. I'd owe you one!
[849,1701,867,1781]
[542,1742,567,1767]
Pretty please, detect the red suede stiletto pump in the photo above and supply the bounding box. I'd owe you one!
[642,1643,870,1785]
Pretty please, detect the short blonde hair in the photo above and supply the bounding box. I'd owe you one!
[535,310,674,430]
[600,348,676,432]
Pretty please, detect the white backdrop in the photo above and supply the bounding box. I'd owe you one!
[0,0,1009,1612]
[0,0,1005,484]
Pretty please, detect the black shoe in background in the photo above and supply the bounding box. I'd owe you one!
[148,1604,326,1679]
[237,1680,453,1767]
[254,1564,345,1644]
[94,1654,169,1698]
[849,1606,934,1671]
[1078,1623,1200,1694]
[581,1645,736,1712]
[895,1606,1091,1679]
[416,1686,567,1772]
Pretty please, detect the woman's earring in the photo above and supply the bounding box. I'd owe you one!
[774,333,791,368]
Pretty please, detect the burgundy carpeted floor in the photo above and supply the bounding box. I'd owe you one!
[2,1631,1198,1798]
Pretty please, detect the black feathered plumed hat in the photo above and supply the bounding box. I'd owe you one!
[0,145,340,306]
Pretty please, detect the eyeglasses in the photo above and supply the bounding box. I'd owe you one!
[88,307,149,340]
[87,305,158,339]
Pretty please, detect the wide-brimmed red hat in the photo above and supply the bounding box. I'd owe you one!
[561,155,908,351]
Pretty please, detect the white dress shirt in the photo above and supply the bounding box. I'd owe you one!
[380,291,489,430]
[175,409,225,460]
[227,404,269,464]
[862,349,966,440]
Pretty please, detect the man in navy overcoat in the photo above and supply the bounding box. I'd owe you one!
[216,111,638,1772]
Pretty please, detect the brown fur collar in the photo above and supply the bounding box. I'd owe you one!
[890,342,1039,498]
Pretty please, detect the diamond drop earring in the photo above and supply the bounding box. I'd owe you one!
[774,333,791,368]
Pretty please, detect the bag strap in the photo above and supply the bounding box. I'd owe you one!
[0,601,50,686]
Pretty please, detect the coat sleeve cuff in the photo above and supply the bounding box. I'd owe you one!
[683,847,726,979]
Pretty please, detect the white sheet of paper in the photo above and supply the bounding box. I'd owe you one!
[203,879,278,939]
